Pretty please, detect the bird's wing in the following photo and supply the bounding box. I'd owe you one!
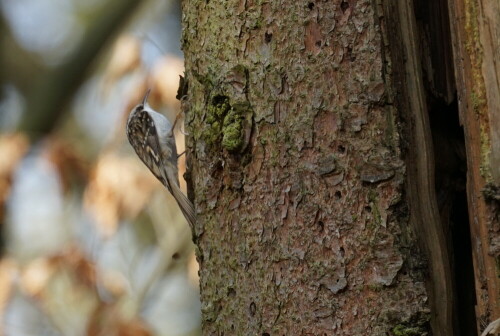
[127,109,171,190]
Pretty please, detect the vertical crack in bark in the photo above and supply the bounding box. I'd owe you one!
[381,0,456,335]
[413,0,479,333]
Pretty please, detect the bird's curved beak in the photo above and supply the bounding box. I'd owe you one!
[142,89,151,106]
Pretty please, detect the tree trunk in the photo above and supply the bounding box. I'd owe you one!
[180,0,497,334]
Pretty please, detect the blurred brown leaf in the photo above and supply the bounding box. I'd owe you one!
[20,257,55,298]
[42,136,89,192]
[0,257,17,335]
[20,247,97,298]
[87,300,152,336]
[51,247,97,290]
[100,269,128,298]
[102,35,142,98]
[0,133,29,221]
[39,255,98,336]
[84,153,159,237]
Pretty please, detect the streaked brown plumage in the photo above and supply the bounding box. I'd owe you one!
[126,90,196,230]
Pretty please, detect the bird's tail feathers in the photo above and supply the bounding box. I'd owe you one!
[170,183,196,230]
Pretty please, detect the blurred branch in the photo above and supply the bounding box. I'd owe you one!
[17,0,143,140]
[0,15,44,92]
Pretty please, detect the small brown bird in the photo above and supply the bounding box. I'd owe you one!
[126,90,196,230]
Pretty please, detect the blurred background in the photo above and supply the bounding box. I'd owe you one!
[0,0,201,335]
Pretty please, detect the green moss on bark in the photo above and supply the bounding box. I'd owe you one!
[222,106,244,152]
[201,95,252,153]
[392,325,427,336]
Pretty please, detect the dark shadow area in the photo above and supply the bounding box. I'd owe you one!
[429,97,477,336]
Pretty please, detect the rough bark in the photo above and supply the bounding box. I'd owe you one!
[182,1,433,335]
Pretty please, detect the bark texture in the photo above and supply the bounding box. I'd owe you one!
[448,0,500,332]
[182,0,432,334]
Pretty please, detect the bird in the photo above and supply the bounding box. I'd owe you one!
[126,90,196,230]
